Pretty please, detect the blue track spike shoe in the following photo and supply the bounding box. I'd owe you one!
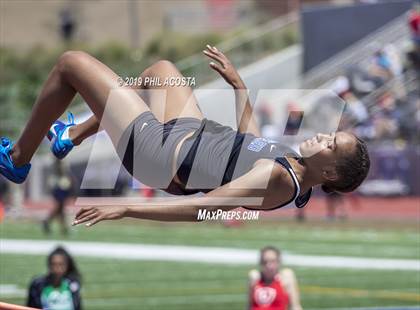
[47,112,76,159]
[0,137,31,184]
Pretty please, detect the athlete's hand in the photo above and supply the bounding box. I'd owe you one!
[203,45,245,89]
[72,205,127,227]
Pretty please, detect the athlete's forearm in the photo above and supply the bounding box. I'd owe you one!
[125,204,204,222]
[73,203,205,226]
[124,195,243,222]
[233,82,261,137]
[202,45,260,136]
[74,171,270,226]
[73,193,246,226]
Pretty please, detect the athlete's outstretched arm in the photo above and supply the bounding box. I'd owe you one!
[72,160,292,225]
[203,45,261,137]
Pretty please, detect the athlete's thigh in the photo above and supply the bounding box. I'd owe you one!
[141,60,204,123]
[59,51,150,145]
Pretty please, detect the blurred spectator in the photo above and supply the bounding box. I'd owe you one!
[341,91,369,125]
[303,18,419,195]
[383,44,403,77]
[346,67,377,95]
[284,102,304,136]
[368,49,394,84]
[325,192,347,221]
[407,4,420,70]
[248,246,302,310]
[331,76,369,132]
[257,102,273,128]
[43,160,75,235]
[0,176,9,222]
[0,176,8,197]
[408,5,420,48]
[331,75,350,96]
[258,102,280,142]
[373,92,401,140]
[325,40,418,145]
[59,9,76,43]
[407,47,420,71]
[27,246,82,310]
[142,185,155,200]
[295,208,305,222]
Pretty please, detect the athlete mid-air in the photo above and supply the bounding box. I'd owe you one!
[0,45,370,225]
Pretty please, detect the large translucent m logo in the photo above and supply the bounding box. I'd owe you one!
[78,88,345,206]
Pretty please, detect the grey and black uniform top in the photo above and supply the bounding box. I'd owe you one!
[117,111,312,210]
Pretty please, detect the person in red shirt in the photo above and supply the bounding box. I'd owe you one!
[249,246,302,310]
[408,6,420,42]
[409,11,420,34]
[407,4,420,69]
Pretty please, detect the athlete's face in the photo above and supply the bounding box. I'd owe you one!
[260,250,280,280]
[299,131,357,182]
[49,254,68,279]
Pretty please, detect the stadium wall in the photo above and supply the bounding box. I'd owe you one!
[301,0,413,72]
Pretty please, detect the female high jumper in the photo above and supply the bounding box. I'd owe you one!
[0,45,370,225]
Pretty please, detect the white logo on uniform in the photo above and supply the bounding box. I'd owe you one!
[255,287,277,305]
[140,122,148,132]
[248,138,268,152]
[270,145,276,152]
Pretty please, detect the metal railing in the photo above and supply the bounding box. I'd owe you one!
[360,71,418,116]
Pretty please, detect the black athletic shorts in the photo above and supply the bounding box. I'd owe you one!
[116,111,204,192]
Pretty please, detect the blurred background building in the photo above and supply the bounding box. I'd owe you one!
[1,0,353,50]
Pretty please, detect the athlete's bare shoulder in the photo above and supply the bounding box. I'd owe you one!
[248,269,261,286]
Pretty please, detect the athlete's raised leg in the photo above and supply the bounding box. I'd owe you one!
[139,60,204,123]
[66,60,204,146]
[10,51,150,167]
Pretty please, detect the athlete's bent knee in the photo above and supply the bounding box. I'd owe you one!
[57,50,92,76]
[149,60,178,74]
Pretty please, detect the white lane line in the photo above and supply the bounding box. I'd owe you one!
[1,239,419,271]
[0,284,26,298]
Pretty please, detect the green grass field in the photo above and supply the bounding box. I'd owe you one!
[1,218,419,309]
